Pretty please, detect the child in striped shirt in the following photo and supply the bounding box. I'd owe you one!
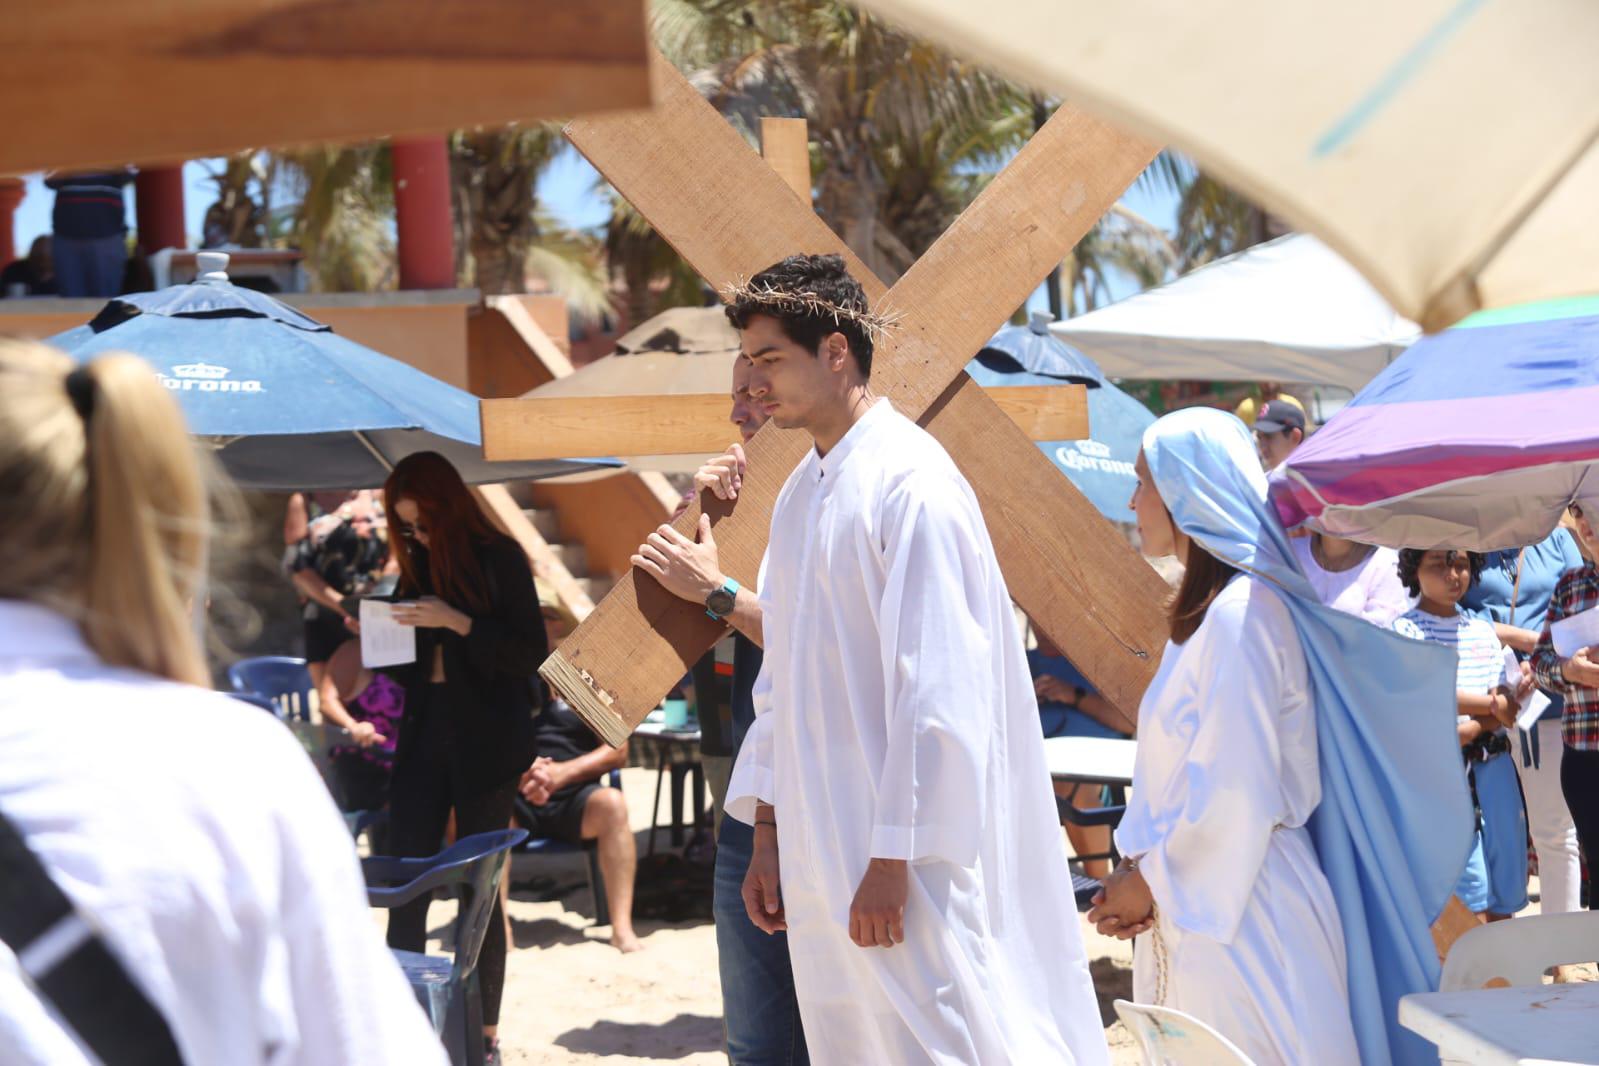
[1393,548,1535,919]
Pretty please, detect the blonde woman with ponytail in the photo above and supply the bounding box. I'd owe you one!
[0,340,443,1065]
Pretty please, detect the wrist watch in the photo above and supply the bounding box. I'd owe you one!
[705,576,741,620]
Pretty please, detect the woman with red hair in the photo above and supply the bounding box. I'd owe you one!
[382,452,545,1064]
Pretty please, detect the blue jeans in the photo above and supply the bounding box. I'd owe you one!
[52,234,126,299]
[714,817,808,1065]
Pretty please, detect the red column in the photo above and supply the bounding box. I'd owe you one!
[391,138,456,290]
[0,178,24,262]
[135,165,187,252]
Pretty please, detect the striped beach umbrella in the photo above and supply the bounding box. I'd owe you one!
[1270,296,1599,550]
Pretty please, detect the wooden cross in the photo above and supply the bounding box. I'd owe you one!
[518,54,1171,746]
[481,386,1089,460]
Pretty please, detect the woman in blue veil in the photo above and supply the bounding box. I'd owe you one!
[1088,408,1472,1065]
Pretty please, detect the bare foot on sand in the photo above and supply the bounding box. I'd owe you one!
[611,930,645,954]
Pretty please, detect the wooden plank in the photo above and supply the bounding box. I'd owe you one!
[471,484,595,624]
[917,376,1161,725]
[990,385,1091,442]
[554,53,1166,745]
[760,118,812,204]
[481,385,1090,460]
[1,0,649,175]
[484,393,740,459]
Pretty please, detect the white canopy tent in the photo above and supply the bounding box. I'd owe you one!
[1051,234,1420,392]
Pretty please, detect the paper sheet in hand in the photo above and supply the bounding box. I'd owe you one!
[1550,604,1599,658]
[1500,645,1549,732]
[360,599,416,668]
[1515,688,1552,733]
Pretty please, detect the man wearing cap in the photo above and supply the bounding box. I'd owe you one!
[1253,397,1309,471]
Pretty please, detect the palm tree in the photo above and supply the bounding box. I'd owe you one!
[1056,151,1279,314]
[1162,151,1287,271]
[271,144,398,292]
[603,190,707,326]
[446,126,611,318]
[1062,203,1177,316]
[655,0,1033,283]
[198,153,267,249]
[1175,171,1265,270]
[265,129,610,312]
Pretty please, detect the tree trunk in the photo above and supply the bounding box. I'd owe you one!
[451,130,539,295]
[472,233,526,295]
[816,140,897,284]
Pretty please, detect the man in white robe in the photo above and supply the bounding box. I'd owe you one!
[632,254,1108,1064]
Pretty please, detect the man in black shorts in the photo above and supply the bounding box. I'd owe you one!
[518,599,642,952]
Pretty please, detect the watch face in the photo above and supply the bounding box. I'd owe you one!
[706,589,735,617]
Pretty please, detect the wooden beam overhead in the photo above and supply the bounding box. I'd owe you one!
[0,0,649,175]
[551,51,1168,747]
[481,385,1090,461]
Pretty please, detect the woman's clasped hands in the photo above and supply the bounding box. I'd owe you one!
[1085,858,1156,940]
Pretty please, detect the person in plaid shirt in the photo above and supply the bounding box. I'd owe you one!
[1532,501,1599,910]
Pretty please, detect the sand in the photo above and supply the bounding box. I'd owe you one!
[386,766,1143,1064]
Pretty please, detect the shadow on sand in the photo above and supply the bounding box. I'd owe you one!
[1090,956,1134,1027]
[555,1014,724,1059]
[509,915,594,950]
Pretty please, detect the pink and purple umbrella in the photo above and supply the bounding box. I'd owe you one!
[1271,296,1599,550]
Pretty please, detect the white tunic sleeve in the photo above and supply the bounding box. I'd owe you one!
[870,474,993,867]
[724,655,778,826]
[1133,588,1307,944]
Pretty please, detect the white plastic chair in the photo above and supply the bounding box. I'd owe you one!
[1114,1000,1257,1066]
[1440,911,1599,990]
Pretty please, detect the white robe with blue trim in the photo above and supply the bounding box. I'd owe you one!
[1116,575,1360,1065]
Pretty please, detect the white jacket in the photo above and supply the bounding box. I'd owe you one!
[0,601,443,1065]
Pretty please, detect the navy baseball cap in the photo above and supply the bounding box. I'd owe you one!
[1255,400,1306,435]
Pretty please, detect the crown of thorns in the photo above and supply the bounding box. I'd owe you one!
[720,279,902,342]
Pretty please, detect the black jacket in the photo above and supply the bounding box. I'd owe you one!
[388,536,547,793]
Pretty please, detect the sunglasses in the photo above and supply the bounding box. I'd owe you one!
[397,521,430,540]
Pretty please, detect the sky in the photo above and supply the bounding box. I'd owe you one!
[13,148,1180,316]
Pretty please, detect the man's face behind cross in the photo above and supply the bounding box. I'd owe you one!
[739,313,862,435]
[730,356,768,443]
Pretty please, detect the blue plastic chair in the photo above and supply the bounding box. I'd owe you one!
[227,690,283,716]
[226,655,314,721]
[363,829,528,1066]
[1056,789,1127,912]
[512,770,621,925]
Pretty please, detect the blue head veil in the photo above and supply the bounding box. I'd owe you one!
[1144,408,1473,1066]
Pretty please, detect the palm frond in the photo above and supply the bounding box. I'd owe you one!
[268,143,395,291]
[524,209,613,325]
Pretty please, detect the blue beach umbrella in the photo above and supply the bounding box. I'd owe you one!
[50,253,618,491]
[967,313,1156,522]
